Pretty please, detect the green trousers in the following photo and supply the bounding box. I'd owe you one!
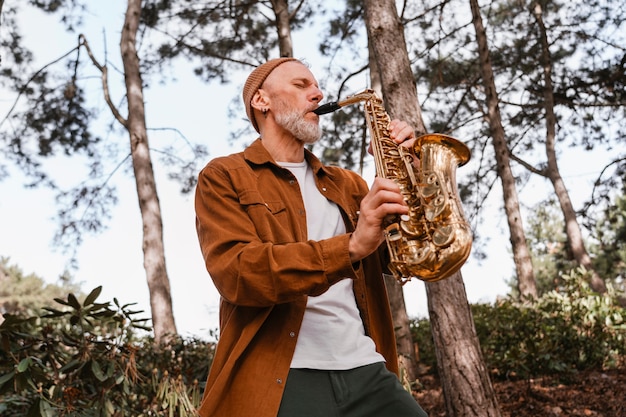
[276,362,429,417]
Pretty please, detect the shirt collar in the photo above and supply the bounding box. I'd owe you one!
[244,138,330,177]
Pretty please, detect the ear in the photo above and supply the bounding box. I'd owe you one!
[250,89,270,112]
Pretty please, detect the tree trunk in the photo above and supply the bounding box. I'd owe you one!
[270,0,293,57]
[363,1,501,415]
[426,274,501,416]
[120,0,177,342]
[469,0,538,299]
[531,1,607,294]
[383,275,419,385]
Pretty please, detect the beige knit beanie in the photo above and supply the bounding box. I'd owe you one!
[242,57,298,132]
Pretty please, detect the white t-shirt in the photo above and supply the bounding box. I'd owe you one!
[279,160,384,370]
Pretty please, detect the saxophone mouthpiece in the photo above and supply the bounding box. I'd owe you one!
[313,102,341,115]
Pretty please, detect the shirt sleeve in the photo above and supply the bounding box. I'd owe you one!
[194,160,360,307]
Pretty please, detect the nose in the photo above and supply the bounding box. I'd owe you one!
[310,86,323,103]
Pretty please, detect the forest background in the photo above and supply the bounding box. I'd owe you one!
[1,0,625,415]
[0,0,623,338]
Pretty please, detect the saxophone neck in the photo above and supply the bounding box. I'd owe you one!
[338,89,379,107]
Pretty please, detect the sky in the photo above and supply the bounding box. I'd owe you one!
[0,2,606,339]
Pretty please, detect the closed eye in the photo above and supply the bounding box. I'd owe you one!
[292,77,317,89]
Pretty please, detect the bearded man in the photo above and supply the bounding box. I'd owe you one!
[194,57,428,417]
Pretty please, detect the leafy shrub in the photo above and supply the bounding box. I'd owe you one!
[0,286,214,417]
[413,268,626,380]
[409,317,436,372]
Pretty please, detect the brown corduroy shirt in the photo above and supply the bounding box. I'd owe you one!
[194,138,399,417]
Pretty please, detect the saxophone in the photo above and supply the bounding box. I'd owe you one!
[314,89,472,284]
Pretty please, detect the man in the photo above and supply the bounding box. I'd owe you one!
[194,57,428,417]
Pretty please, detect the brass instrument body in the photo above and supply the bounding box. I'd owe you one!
[326,89,473,284]
[386,133,473,284]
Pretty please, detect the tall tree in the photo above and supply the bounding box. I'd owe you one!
[508,0,608,294]
[469,0,626,295]
[363,0,501,415]
[271,0,294,56]
[312,0,422,385]
[118,0,177,341]
[402,0,625,301]
[468,0,537,298]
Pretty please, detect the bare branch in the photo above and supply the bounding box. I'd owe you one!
[289,0,306,20]
[589,156,626,203]
[509,151,547,176]
[78,34,128,128]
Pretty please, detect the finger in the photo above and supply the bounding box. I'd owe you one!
[369,177,401,193]
[388,120,415,143]
[367,179,408,210]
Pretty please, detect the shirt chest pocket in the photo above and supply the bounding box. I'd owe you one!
[238,189,293,243]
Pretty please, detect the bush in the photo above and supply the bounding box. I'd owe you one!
[410,317,436,372]
[4,268,625,415]
[413,268,626,380]
[0,286,214,417]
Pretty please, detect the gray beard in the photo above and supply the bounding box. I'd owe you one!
[274,108,321,144]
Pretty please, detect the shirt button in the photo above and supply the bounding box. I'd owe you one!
[277,378,283,384]
[289,332,296,337]
[289,180,295,185]
[322,187,327,192]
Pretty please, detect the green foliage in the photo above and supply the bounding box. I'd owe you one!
[520,191,626,297]
[409,317,436,372]
[0,287,214,417]
[413,268,626,380]
[590,191,626,293]
[480,269,624,379]
[515,199,578,296]
[0,257,83,316]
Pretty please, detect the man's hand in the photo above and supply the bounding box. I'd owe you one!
[388,119,416,145]
[368,118,417,154]
[349,177,409,263]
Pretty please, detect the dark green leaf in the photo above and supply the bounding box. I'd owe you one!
[92,360,107,381]
[67,293,81,309]
[53,297,72,307]
[17,357,32,372]
[41,307,67,318]
[39,400,55,417]
[59,358,82,374]
[26,398,41,417]
[84,286,103,306]
[0,371,16,388]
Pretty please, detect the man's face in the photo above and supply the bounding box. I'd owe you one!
[261,62,324,144]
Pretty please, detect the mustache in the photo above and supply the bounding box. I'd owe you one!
[307,105,321,115]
